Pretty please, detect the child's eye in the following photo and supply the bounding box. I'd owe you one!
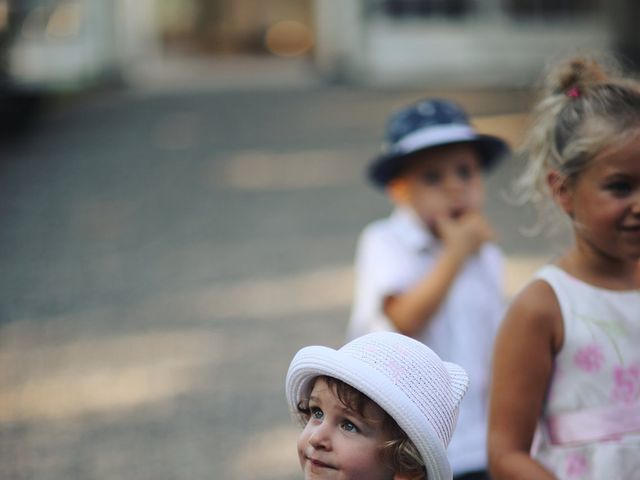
[606,181,632,196]
[421,172,441,184]
[310,407,324,420]
[456,164,472,180]
[341,420,359,433]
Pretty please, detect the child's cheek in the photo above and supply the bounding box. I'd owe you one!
[419,195,448,217]
[467,182,486,209]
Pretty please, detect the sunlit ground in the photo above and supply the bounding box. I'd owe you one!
[0,258,544,477]
[0,257,540,413]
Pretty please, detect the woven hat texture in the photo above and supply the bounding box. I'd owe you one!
[286,331,469,480]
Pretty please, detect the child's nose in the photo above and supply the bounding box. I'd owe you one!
[308,423,332,450]
[443,172,466,192]
[631,193,640,215]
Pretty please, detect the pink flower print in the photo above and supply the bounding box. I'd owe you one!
[565,452,588,478]
[573,344,604,373]
[611,364,640,404]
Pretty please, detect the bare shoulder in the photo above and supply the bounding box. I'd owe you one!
[501,279,564,353]
[489,279,562,478]
[511,279,560,317]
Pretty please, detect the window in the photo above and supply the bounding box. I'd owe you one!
[502,0,599,20]
[370,0,473,19]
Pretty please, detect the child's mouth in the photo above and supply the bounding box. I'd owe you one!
[309,457,335,470]
[450,207,466,219]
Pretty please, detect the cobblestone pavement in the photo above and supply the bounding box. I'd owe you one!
[0,64,558,479]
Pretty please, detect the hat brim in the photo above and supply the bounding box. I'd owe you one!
[286,345,467,480]
[368,134,510,188]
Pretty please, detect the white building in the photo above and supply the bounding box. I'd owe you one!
[314,0,614,87]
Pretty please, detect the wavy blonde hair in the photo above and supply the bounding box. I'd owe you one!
[513,54,640,234]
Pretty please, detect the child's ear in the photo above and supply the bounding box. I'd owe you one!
[386,177,410,205]
[546,170,574,216]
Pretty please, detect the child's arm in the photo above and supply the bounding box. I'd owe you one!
[488,280,563,480]
[383,212,494,337]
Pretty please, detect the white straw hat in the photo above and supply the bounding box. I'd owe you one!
[286,331,469,480]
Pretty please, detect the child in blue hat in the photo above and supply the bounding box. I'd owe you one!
[347,98,510,480]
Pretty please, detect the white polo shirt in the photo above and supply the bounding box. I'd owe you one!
[347,207,505,475]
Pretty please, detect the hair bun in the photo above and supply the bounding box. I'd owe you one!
[550,56,609,94]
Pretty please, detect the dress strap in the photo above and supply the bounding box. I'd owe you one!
[546,402,640,446]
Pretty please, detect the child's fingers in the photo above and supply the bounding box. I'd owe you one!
[451,213,495,251]
[463,212,495,238]
[430,212,452,236]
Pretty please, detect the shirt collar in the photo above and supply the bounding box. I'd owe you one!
[389,207,437,252]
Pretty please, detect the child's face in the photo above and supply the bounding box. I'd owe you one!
[556,132,640,263]
[297,377,397,480]
[388,143,485,232]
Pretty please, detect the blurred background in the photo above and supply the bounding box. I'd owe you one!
[1,1,638,479]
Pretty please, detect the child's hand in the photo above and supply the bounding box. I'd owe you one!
[435,211,495,258]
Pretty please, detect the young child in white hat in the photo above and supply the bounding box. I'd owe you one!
[286,331,469,480]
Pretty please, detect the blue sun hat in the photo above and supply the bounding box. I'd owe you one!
[368,98,510,187]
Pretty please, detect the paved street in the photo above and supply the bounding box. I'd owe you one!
[0,59,556,479]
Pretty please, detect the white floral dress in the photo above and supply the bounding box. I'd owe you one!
[531,265,640,479]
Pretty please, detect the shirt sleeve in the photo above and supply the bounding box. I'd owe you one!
[346,221,419,340]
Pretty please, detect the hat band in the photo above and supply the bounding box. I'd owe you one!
[390,124,477,155]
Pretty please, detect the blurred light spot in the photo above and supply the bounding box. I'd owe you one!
[265,20,313,57]
[216,148,364,191]
[0,330,220,423]
[232,426,300,478]
[190,265,354,320]
[2,262,355,349]
[46,1,83,39]
[186,254,544,321]
[153,111,201,151]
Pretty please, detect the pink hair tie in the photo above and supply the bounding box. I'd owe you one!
[566,86,581,99]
